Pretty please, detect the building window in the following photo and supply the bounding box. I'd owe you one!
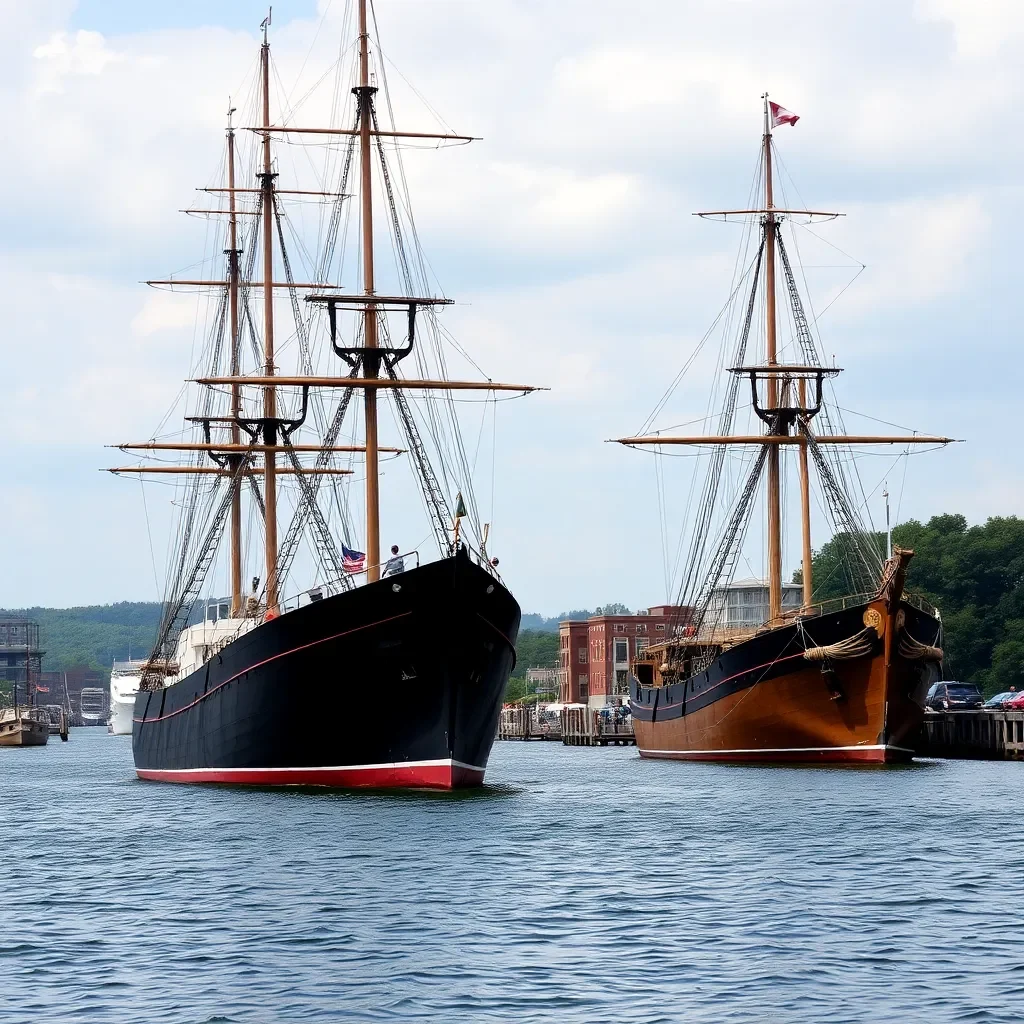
[614,669,629,695]
[636,623,647,633]
[614,638,628,664]
[579,675,589,700]
[578,648,587,664]
[614,623,624,632]
[656,624,666,631]
[636,638,649,655]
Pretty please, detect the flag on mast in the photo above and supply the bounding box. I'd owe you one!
[342,544,365,573]
[454,493,467,520]
[770,101,799,127]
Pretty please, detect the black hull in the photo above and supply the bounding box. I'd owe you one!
[133,551,520,789]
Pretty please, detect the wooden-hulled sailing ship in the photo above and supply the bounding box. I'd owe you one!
[109,5,538,788]
[0,619,49,747]
[619,98,953,763]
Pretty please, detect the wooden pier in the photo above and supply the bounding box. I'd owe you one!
[498,705,563,741]
[560,706,635,747]
[917,710,1024,761]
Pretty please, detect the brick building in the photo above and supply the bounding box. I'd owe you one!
[558,605,689,707]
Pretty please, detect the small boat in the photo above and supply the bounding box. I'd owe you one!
[619,98,952,764]
[44,705,70,741]
[0,706,49,747]
[79,688,108,727]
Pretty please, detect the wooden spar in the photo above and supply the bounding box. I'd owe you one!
[182,209,261,216]
[613,434,957,445]
[359,0,380,583]
[694,208,843,219]
[227,108,243,616]
[145,280,331,288]
[246,127,477,142]
[116,442,404,454]
[797,377,813,607]
[199,188,349,196]
[763,95,783,622]
[195,375,543,391]
[192,374,540,391]
[260,27,280,614]
[107,467,353,476]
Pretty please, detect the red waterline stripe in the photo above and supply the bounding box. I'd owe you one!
[641,651,807,712]
[638,744,913,763]
[136,761,485,790]
[135,611,414,725]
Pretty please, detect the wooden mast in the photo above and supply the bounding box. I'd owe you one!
[357,0,381,582]
[797,377,813,606]
[763,95,783,622]
[227,102,243,617]
[260,17,280,614]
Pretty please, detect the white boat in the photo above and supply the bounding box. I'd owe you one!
[79,687,108,727]
[108,660,147,735]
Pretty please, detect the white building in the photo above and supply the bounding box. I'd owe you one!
[707,578,802,629]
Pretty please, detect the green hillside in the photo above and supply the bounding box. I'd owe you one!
[1,602,162,672]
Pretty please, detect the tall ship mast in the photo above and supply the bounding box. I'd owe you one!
[109,4,538,788]
[620,98,953,763]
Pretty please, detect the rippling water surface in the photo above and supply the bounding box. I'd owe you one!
[3,729,1023,1023]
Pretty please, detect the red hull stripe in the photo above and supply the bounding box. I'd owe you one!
[638,744,915,764]
[135,758,486,790]
[134,611,414,725]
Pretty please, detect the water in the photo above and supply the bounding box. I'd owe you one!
[2,729,1023,1023]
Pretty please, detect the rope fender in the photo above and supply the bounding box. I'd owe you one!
[898,633,943,662]
[803,626,876,663]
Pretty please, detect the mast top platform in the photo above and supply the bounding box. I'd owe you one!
[305,294,454,308]
[728,364,842,377]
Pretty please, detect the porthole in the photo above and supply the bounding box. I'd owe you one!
[486,585,494,594]
[392,584,401,593]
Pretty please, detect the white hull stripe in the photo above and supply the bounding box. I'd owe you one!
[640,744,915,756]
[138,758,486,774]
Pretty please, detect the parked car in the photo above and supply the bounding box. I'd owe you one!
[983,691,1019,709]
[1004,692,1024,711]
[925,682,984,711]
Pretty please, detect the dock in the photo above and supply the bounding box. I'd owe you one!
[917,710,1024,761]
[498,705,562,741]
[560,705,635,746]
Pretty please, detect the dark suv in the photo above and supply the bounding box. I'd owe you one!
[925,682,984,711]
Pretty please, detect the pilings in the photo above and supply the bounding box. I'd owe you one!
[498,705,562,741]
[560,706,635,747]
[917,710,1024,761]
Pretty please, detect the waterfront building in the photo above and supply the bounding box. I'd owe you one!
[559,605,690,708]
[525,667,558,698]
[706,578,802,631]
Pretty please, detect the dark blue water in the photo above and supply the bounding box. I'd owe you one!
[2,729,1023,1023]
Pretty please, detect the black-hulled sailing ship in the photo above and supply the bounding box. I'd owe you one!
[618,98,953,763]
[110,5,538,788]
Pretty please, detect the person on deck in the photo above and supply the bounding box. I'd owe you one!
[384,545,405,577]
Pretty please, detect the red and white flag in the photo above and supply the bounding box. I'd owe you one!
[770,101,799,128]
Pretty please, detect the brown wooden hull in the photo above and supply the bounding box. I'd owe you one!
[631,597,940,764]
[0,711,50,747]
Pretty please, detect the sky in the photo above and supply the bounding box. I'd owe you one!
[1,0,1021,615]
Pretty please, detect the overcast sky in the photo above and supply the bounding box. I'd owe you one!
[1,0,1020,615]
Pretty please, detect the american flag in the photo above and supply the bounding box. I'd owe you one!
[342,544,366,574]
